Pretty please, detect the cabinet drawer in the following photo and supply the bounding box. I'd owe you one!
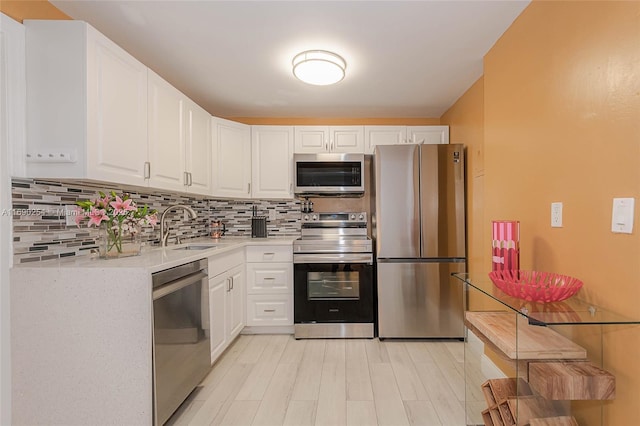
[246,295,293,326]
[246,245,292,263]
[208,248,244,278]
[246,263,292,294]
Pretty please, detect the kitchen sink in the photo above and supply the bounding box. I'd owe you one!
[172,244,219,251]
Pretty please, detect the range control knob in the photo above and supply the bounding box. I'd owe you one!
[359,214,364,220]
[303,215,309,221]
[350,214,356,220]
[312,214,318,220]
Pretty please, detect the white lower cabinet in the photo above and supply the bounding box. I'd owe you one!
[208,273,228,362]
[208,249,245,363]
[245,245,293,327]
[226,265,245,338]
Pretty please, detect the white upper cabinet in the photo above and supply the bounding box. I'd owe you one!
[364,126,407,154]
[148,71,212,195]
[147,70,185,191]
[407,125,450,145]
[251,126,294,199]
[212,118,252,199]
[365,125,449,154]
[25,20,148,185]
[331,126,365,153]
[294,126,327,153]
[184,99,212,196]
[294,126,364,153]
[25,20,212,195]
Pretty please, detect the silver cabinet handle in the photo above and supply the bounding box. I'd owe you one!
[289,183,293,194]
[247,182,251,194]
[263,309,276,313]
[263,277,275,280]
[230,277,234,290]
[227,277,231,292]
[144,162,151,179]
[184,171,189,186]
[325,142,328,151]
[188,172,193,186]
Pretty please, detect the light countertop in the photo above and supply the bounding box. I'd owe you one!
[12,236,298,273]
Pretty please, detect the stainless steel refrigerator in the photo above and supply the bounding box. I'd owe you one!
[374,144,466,338]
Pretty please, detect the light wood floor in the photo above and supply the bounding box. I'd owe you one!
[166,334,471,426]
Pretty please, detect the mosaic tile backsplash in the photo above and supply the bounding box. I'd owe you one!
[12,179,301,264]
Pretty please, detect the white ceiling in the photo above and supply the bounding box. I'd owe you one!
[50,0,530,118]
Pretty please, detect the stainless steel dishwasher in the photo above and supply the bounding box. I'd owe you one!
[152,258,210,425]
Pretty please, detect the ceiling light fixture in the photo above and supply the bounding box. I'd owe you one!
[292,50,346,86]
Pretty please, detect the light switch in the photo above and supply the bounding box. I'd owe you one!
[611,198,635,234]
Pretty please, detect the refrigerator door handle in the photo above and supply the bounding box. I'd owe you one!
[414,145,422,257]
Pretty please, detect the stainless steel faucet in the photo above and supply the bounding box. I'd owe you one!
[160,204,198,247]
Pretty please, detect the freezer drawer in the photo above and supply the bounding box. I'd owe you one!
[377,261,466,338]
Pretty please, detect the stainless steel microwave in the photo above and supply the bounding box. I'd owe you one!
[294,153,365,196]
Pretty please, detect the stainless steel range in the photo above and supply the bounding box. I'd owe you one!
[293,212,375,339]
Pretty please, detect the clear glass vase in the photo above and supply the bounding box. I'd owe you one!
[99,221,142,259]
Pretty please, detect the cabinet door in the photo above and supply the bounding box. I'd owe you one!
[330,126,364,153]
[185,100,212,195]
[408,126,449,145]
[86,25,148,186]
[147,70,186,192]
[251,126,294,199]
[364,126,407,154]
[227,265,245,339]
[209,275,228,363]
[212,118,252,198]
[294,126,329,153]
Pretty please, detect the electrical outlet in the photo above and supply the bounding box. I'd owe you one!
[551,202,563,227]
[268,209,277,221]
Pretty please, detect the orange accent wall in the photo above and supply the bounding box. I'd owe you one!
[0,1,70,23]
[441,77,485,282]
[442,1,640,424]
[227,117,440,126]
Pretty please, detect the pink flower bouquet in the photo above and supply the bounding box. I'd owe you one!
[76,191,158,257]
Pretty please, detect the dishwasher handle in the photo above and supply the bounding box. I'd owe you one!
[153,271,207,300]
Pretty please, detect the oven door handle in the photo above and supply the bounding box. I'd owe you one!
[293,253,373,264]
[153,271,207,300]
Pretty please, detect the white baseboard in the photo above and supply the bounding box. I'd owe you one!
[241,325,294,335]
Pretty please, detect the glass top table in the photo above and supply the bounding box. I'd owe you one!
[452,273,640,326]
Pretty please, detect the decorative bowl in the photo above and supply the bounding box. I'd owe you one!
[488,270,583,303]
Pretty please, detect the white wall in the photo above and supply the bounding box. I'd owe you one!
[0,12,26,424]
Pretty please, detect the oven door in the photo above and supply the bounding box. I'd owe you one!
[294,258,374,324]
